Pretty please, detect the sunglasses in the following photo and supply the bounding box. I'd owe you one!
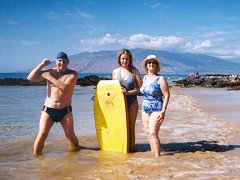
[147,61,157,65]
[56,59,68,63]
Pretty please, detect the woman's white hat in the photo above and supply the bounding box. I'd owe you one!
[142,55,160,73]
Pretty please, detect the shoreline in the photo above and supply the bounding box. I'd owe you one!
[1,85,240,179]
[172,86,240,157]
[130,87,240,178]
[173,86,240,123]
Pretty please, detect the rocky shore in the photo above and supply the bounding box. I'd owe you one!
[174,74,240,88]
[1,74,240,89]
[0,75,111,86]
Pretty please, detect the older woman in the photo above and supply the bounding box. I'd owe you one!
[140,55,170,157]
[112,49,142,152]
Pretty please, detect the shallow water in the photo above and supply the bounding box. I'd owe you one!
[1,86,240,179]
[176,87,240,123]
[0,86,96,142]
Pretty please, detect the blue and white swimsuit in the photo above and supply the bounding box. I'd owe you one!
[140,75,163,113]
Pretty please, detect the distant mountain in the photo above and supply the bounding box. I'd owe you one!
[67,49,240,75]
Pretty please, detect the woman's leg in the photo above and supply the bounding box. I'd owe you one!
[149,112,161,157]
[142,111,153,152]
[128,100,138,151]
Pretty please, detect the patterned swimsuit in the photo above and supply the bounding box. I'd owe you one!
[140,75,163,113]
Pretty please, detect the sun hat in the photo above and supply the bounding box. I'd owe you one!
[142,55,160,73]
[56,52,69,60]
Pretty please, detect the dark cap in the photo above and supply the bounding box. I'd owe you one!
[56,52,69,60]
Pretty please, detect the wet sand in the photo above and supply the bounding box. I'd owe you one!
[1,86,240,179]
[175,86,240,158]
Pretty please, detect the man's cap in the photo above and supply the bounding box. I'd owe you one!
[56,52,69,60]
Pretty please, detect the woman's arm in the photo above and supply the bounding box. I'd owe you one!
[157,76,170,123]
[159,76,170,112]
[126,69,142,95]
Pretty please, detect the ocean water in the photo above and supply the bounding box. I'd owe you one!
[177,87,240,123]
[1,78,240,178]
[0,85,96,143]
[0,73,184,141]
[0,72,186,80]
[0,85,98,179]
[0,73,112,79]
[0,74,240,179]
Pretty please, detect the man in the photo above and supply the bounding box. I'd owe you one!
[27,52,80,156]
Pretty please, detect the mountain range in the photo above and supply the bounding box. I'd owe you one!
[23,49,240,75]
[67,49,240,75]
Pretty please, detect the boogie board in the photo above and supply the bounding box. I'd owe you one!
[94,80,129,153]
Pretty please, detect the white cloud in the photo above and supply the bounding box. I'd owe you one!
[78,11,92,19]
[46,9,92,21]
[80,33,182,50]
[192,40,212,50]
[146,1,170,9]
[80,34,126,45]
[79,33,240,60]
[149,3,162,8]
[235,49,240,56]
[64,9,92,19]
[126,34,182,49]
[0,38,37,46]
[184,41,240,59]
[21,40,37,46]
[128,34,150,42]
[45,11,60,20]
[98,34,124,44]
[210,48,240,59]
[203,30,230,38]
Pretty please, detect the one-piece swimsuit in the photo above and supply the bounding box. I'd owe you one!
[140,75,163,113]
[115,67,137,107]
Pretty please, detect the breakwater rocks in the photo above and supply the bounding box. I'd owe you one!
[175,74,240,88]
[0,75,111,86]
[77,75,110,86]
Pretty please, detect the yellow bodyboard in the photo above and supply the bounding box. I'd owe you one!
[94,80,129,153]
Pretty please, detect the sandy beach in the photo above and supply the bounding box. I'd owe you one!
[175,86,240,157]
[1,86,240,179]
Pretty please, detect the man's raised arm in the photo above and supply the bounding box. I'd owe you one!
[27,58,51,82]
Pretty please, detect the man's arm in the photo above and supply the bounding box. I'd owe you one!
[42,71,78,93]
[27,58,51,82]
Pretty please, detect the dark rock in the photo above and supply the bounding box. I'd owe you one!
[0,75,111,86]
[175,74,240,88]
[0,78,46,86]
[77,75,111,86]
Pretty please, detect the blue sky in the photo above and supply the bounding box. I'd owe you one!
[0,0,240,72]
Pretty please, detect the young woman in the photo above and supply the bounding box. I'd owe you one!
[140,55,170,157]
[112,49,142,152]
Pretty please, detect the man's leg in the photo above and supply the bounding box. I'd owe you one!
[60,112,80,151]
[34,112,54,156]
